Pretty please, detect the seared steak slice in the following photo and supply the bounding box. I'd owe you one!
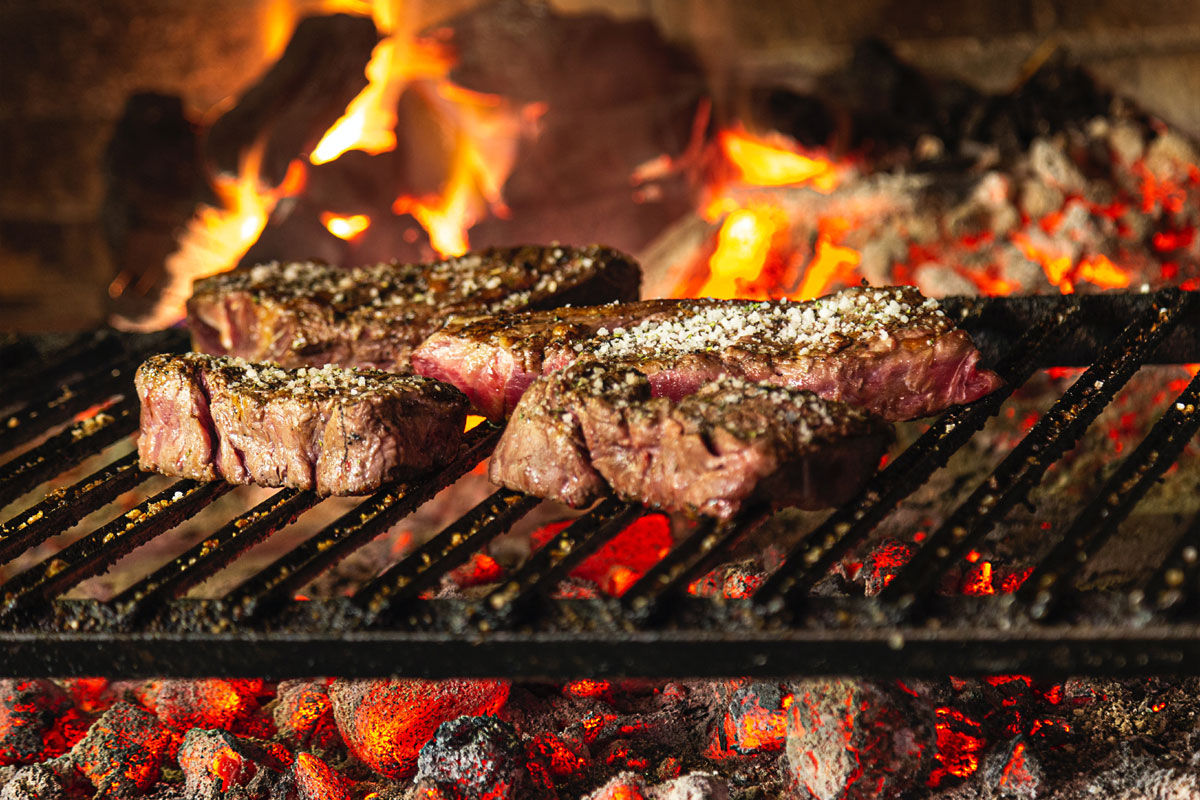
[414,286,1003,421]
[136,353,468,495]
[412,300,680,419]
[490,362,892,518]
[187,244,641,372]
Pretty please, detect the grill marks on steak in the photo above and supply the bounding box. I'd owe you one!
[413,286,1004,421]
[135,353,468,495]
[187,244,641,372]
[491,362,892,518]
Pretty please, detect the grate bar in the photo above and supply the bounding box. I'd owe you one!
[357,488,540,624]
[109,488,319,626]
[623,511,770,625]
[228,424,502,621]
[0,480,232,620]
[1020,368,1200,620]
[752,304,1076,615]
[1141,508,1200,614]
[0,400,139,511]
[0,366,131,455]
[0,452,149,567]
[880,290,1192,614]
[481,499,644,629]
[0,334,121,410]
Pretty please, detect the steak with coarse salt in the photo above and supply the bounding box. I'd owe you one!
[187,244,641,373]
[490,362,893,518]
[135,353,468,495]
[412,286,1003,421]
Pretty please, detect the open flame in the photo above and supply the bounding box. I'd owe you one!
[134,0,528,329]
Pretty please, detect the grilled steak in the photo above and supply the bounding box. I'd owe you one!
[187,244,641,372]
[491,362,892,518]
[412,300,680,419]
[135,353,468,495]
[413,286,1003,421]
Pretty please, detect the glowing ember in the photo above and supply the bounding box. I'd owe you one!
[320,212,371,240]
[928,707,984,786]
[565,679,611,699]
[328,678,509,780]
[530,514,673,596]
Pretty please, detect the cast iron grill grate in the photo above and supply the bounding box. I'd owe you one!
[4,292,1200,678]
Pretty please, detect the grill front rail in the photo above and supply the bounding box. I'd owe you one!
[3,294,1200,678]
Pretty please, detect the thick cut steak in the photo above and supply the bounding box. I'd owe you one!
[135,353,468,495]
[414,286,1003,421]
[491,362,892,518]
[188,244,641,372]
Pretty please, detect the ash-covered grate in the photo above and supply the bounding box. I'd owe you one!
[4,292,1200,679]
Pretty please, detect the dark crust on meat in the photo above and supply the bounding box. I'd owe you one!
[414,286,1004,421]
[187,244,641,372]
[491,361,892,517]
[135,353,468,495]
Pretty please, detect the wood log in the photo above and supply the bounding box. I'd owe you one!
[205,14,378,187]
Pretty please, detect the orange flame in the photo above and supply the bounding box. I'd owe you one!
[720,128,839,192]
[320,212,371,240]
[693,125,845,299]
[113,142,305,331]
[700,208,778,298]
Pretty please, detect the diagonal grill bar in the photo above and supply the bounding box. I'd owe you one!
[751,303,1077,615]
[228,424,503,621]
[108,488,320,626]
[879,289,1192,615]
[1020,366,1200,620]
[0,363,130,455]
[0,400,139,511]
[1141,508,1200,614]
[0,334,120,410]
[356,488,540,624]
[0,452,149,566]
[622,511,770,625]
[0,480,232,620]
[481,499,644,629]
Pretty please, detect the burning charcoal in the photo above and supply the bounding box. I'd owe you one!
[649,773,729,800]
[859,540,913,597]
[414,715,542,800]
[328,679,509,779]
[979,737,1041,799]
[785,680,933,800]
[584,772,651,800]
[141,679,265,734]
[584,772,729,800]
[273,680,339,752]
[709,683,789,756]
[0,762,89,800]
[271,752,349,800]
[68,702,171,799]
[177,728,264,798]
[1030,138,1088,194]
[0,680,81,767]
[1145,132,1200,183]
[913,263,979,298]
